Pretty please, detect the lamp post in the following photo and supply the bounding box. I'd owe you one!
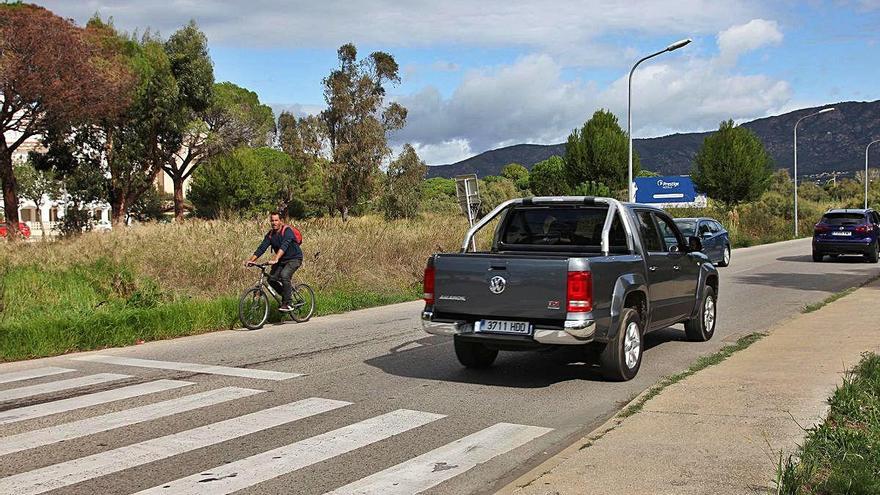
[627,38,691,203]
[866,139,880,209]
[793,107,835,237]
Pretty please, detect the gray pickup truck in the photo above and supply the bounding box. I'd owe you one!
[421,196,719,381]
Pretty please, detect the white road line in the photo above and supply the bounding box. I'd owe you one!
[325,422,553,495]
[0,387,264,457]
[1,373,130,401]
[72,355,302,381]
[135,409,446,495]
[0,367,75,385]
[0,380,193,425]
[0,397,350,495]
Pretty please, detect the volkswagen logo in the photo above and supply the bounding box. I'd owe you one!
[489,276,507,294]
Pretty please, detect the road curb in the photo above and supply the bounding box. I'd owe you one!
[495,386,654,494]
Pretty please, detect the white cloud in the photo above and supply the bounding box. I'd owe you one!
[599,60,791,136]
[392,54,598,159]
[391,44,792,163]
[717,19,783,65]
[36,0,766,59]
[270,103,323,118]
[406,139,474,165]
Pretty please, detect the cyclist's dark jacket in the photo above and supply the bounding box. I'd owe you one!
[254,226,303,262]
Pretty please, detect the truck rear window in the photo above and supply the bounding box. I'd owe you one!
[500,207,625,250]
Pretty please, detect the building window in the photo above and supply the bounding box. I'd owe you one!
[49,208,59,222]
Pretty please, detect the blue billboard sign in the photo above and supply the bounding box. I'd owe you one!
[634,176,706,207]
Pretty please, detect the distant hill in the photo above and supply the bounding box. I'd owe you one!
[426,100,880,178]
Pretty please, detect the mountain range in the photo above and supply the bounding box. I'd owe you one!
[426,100,880,179]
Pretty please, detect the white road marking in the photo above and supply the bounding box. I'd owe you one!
[135,409,446,495]
[0,387,264,456]
[1,373,130,401]
[0,397,350,495]
[0,379,193,425]
[325,422,553,495]
[0,367,75,385]
[73,355,302,380]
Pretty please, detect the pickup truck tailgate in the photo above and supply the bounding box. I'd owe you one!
[433,254,570,321]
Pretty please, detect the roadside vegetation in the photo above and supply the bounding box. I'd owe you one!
[775,352,880,494]
[0,215,468,361]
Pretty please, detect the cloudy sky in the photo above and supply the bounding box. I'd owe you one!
[35,0,880,165]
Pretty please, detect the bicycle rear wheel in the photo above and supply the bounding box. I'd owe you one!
[239,287,269,330]
[290,283,315,322]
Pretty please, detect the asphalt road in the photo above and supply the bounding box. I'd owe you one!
[1,237,878,495]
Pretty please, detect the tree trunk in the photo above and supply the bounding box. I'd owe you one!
[36,203,47,239]
[111,196,126,226]
[173,176,185,221]
[341,205,349,222]
[0,148,20,241]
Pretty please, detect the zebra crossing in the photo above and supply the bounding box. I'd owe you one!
[1,357,553,494]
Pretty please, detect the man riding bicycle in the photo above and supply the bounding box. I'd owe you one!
[244,212,303,312]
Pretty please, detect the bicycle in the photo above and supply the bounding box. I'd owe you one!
[239,262,315,330]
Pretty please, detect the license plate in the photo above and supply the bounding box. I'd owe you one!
[832,231,852,236]
[476,319,532,335]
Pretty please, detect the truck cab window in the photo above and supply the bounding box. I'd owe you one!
[636,211,663,252]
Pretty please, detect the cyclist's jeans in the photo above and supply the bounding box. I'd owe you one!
[269,259,302,305]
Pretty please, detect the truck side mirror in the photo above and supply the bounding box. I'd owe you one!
[688,236,703,252]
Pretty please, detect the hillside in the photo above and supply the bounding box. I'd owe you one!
[426,99,880,178]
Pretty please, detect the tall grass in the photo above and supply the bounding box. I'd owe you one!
[0,214,469,361]
[775,353,880,494]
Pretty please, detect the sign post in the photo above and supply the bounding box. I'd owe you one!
[454,174,481,251]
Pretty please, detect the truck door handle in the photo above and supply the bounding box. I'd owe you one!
[649,266,658,272]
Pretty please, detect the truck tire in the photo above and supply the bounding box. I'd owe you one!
[685,286,716,342]
[599,308,643,381]
[454,337,498,368]
[812,250,823,262]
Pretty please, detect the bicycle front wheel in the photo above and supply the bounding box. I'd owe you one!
[239,287,269,330]
[290,283,315,322]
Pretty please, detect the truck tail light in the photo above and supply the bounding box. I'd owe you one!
[423,266,436,306]
[567,271,592,313]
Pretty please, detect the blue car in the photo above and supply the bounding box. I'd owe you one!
[674,217,731,267]
[812,208,880,263]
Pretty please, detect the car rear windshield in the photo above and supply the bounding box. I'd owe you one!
[499,206,627,251]
[674,220,696,236]
[821,213,866,225]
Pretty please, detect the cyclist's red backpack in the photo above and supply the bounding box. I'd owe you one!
[269,224,302,245]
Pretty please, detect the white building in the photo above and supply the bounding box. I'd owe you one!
[3,122,196,237]
[3,129,110,237]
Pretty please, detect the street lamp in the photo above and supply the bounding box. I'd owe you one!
[866,139,880,209]
[793,107,835,237]
[628,38,692,203]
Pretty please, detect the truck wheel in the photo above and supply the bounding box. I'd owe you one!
[454,338,498,369]
[812,250,823,262]
[599,308,643,381]
[685,286,716,342]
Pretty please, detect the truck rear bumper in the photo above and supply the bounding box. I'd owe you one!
[421,311,595,345]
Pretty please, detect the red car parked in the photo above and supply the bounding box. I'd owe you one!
[0,222,31,239]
